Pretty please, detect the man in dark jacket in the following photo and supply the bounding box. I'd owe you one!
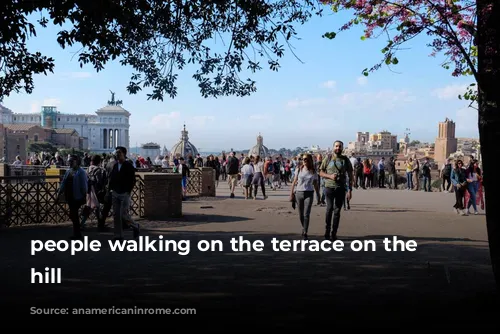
[109,146,140,240]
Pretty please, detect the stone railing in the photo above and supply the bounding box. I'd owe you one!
[0,165,216,227]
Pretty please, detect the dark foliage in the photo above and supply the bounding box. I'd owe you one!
[0,0,321,101]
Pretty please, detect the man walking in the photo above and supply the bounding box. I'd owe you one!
[226,152,239,198]
[108,146,140,240]
[319,141,353,241]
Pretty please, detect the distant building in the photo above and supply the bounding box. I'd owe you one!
[0,91,131,154]
[140,142,161,159]
[248,133,269,157]
[434,118,458,166]
[170,124,199,159]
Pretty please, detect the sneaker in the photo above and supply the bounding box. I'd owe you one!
[474,211,479,215]
[461,210,468,216]
[454,208,459,214]
[264,196,268,200]
[230,193,235,198]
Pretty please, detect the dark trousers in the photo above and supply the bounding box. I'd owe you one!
[253,173,266,197]
[442,176,451,191]
[68,198,85,237]
[98,192,112,228]
[454,186,465,210]
[324,187,345,237]
[378,170,385,187]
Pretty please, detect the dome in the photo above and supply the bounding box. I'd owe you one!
[170,124,199,159]
[248,133,269,158]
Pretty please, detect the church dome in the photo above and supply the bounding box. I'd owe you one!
[248,133,269,158]
[170,124,199,159]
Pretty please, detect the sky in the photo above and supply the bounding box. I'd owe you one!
[1,7,479,152]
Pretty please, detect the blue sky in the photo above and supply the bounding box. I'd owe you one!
[2,9,478,151]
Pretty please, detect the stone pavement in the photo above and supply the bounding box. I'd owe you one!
[0,182,498,327]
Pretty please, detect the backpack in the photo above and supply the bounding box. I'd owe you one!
[267,162,274,173]
[443,163,452,176]
[89,167,107,203]
[227,156,239,175]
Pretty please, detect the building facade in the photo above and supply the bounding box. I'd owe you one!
[140,142,161,159]
[434,118,458,166]
[0,92,131,154]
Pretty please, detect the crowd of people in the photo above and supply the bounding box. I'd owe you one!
[9,144,485,240]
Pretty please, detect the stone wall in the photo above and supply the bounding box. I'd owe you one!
[139,172,182,219]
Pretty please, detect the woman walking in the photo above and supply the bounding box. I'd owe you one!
[465,159,481,215]
[251,155,267,200]
[290,153,319,240]
[241,157,254,199]
[451,159,468,216]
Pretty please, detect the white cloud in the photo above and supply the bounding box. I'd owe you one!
[286,89,415,112]
[356,76,368,86]
[431,84,472,100]
[321,80,337,90]
[190,115,215,128]
[150,111,180,128]
[60,72,92,80]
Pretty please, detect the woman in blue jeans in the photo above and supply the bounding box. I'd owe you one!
[465,159,482,215]
[290,153,319,240]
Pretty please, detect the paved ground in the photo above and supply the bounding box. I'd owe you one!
[1,182,498,327]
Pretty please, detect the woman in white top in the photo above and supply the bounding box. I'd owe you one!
[251,155,268,200]
[240,157,254,199]
[290,153,319,240]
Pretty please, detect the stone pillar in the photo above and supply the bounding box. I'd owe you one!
[139,172,182,219]
[200,167,216,197]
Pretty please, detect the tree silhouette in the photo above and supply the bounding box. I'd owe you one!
[0,0,321,101]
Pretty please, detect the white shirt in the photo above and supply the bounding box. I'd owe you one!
[161,159,169,168]
[295,168,316,192]
[241,164,254,176]
[254,161,264,173]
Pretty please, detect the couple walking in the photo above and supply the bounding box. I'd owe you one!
[290,141,353,241]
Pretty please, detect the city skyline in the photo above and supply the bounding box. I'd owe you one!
[1,11,479,150]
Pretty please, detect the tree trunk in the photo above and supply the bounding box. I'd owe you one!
[477,0,500,290]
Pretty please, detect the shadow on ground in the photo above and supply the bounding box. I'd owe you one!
[0,227,498,327]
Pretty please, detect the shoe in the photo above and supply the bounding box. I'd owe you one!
[303,234,308,241]
[264,196,268,200]
[230,193,235,198]
[331,234,337,242]
[474,211,479,215]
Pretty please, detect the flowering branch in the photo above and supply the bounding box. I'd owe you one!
[321,0,478,102]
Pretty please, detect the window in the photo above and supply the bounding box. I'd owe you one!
[31,117,33,121]
[34,135,39,142]
[67,117,69,121]
[58,118,60,121]
[76,118,79,122]
[14,117,16,121]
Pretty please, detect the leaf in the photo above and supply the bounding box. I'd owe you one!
[323,31,337,39]
[360,35,366,41]
[391,57,399,65]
